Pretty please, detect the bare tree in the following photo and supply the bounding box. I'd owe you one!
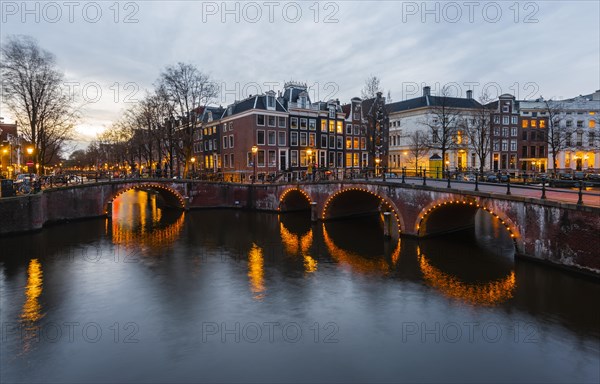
[1,35,78,168]
[465,92,494,175]
[361,75,383,100]
[542,99,569,176]
[157,62,218,177]
[421,86,463,176]
[407,130,429,175]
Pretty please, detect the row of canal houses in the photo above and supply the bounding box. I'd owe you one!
[190,82,600,181]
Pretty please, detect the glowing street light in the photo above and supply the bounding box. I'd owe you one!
[251,145,258,184]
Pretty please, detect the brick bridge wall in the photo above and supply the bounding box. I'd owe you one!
[1,180,598,274]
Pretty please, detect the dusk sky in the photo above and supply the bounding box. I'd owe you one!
[2,0,599,142]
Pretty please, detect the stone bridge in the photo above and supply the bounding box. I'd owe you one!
[1,179,598,274]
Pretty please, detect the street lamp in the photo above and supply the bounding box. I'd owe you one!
[251,145,258,184]
[445,160,450,179]
[375,157,381,177]
[190,157,196,179]
[306,148,313,181]
[26,146,34,175]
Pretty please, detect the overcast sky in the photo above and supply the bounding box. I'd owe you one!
[1,0,599,141]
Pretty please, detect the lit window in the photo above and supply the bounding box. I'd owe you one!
[589,120,596,128]
[539,120,546,128]
[522,120,528,128]
[531,120,537,128]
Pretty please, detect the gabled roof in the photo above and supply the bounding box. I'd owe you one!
[224,94,286,117]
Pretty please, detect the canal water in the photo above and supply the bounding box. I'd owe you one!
[1,190,598,383]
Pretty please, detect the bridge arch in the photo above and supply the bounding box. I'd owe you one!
[105,183,186,214]
[278,188,312,212]
[321,187,404,236]
[415,198,523,252]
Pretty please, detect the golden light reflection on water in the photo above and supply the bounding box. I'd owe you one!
[248,243,265,300]
[20,258,44,353]
[418,254,516,306]
[322,223,400,275]
[279,222,318,274]
[109,190,183,248]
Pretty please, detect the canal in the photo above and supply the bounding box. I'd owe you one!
[1,190,598,383]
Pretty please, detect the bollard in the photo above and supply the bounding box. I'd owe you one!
[541,179,546,199]
[402,167,406,184]
[310,202,319,222]
[447,175,451,188]
[422,169,427,186]
[577,181,584,205]
[506,178,511,195]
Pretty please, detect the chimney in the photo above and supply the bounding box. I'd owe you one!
[423,86,431,97]
[466,90,473,99]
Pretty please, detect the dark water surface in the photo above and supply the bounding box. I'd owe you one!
[1,190,598,383]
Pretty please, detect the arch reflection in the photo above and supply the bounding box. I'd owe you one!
[418,252,516,306]
[109,190,185,248]
[322,223,400,275]
[20,258,44,353]
[279,221,318,274]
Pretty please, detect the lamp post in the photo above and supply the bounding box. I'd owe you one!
[306,148,313,181]
[375,157,381,178]
[251,145,258,184]
[26,146,34,176]
[445,160,450,179]
[190,157,196,179]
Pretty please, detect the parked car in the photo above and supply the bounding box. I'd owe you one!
[462,174,476,182]
[558,172,573,180]
[499,174,510,182]
[484,174,498,182]
[573,172,586,180]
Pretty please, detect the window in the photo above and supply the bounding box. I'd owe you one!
[309,119,316,131]
[268,150,276,167]
[511,116,518,124]
[300,118,307,130]
[267,94,275,109]
[336,121,343,134]
[329,107,335,119]
[589,131,595,145]
[522,146,527,157]
[566,120,573,127]
[493,140,499,151]
[511,127,517,136]
[494,116,500,124]
[257,115,265,126]
[300,150,308,167]
[530,146,536,157]
[278,116,286,128]
[268,131,276,146]
[494,127,500,136]
[532,112,538,117]
[346,124,352,135]
[230,154,234,168]
[522,120,528,128]
[346,137,352,149]
[360,137,366,150]
[229,135,234,148]
[257,130,265,145]
[268,116,276,127]
[278,131,286,146]
[321,120,327,132]
[577,132,583,146]
[321,135,327,148]
[353,137,359,149]
[590,120,596,128]
[309,133,316,147]
[539,120,546,128]
[300,132,308,146]
[223,137,228,149]
[502,116,509,125]
[566,132,572,146]
[522,131,527,140]
[502,127,508,137]
[336,136,343,149]
[223,154,228,168]
[290,150,298,167]
[502,105,509,113]
[577,121,584,128]
[329,135,335,149]
[257,150,265,167]
[531,120,537,128]
[290,132,298,146]
[247,152,253,167]
[539,146,545,157]
[329,120,335,133]
[510,140,517,151]
[223,124,227,132]
[502,139,508,151]
[354,125,360,135]
[291,117,298,129]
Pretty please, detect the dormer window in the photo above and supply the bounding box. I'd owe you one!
[266,92,276,110]
[207,111,213,122]
[300,95,307,109]
[329,107,335,119]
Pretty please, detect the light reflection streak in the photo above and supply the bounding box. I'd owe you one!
[20,258,44,353]
[418,254,516,306]
[248,243,265,300]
